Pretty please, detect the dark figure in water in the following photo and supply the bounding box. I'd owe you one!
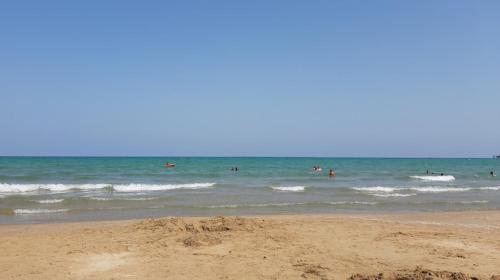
[491,171,496,177]
[426,170,430,174]
[235,167,238,171]
[440,173,444,176]
[329,169,336,177]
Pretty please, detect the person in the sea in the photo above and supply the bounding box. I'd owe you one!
[329,169,336,177]
[491,171,496,177]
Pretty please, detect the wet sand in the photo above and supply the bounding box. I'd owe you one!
[1,211,500,279]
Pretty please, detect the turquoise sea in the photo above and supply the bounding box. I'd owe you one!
[0,157,499,223]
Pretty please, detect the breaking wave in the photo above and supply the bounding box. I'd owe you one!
[371,193,417,197]
[88,197,157,201]
[14,209,69,215]
[35,199,64,204]
[0,183,110,193]
[113,183,216,192]
[271,186,307,192]
[457,200,489,204]
[353,185,500,194]
[0,183,216,193]
[410,175,455,182]
[204,201,377,208]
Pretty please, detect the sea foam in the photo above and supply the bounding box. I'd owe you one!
[410,175,455,182]
[457,200,489,204]
[353,186,396,193]
[205,200,377,208]
[113,183,216,192]
[409,186,470,192]
[271,186,307,192]
[372,193,417,197]
[0,183,215,193]
[353,186,477,194]
[14,209,68,215]
[36,199,64,204]
[0,183,109,193]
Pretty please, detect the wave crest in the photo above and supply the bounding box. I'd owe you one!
[113,183,216,192]
[36,199,64,204]
[0,183,109,193]
[410,175,455,182]
[14,209,68,215]
[271,186,307,192]
[353,185,500,195]
[0,183,216,193]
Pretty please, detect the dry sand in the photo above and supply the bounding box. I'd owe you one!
[1,211,500,279]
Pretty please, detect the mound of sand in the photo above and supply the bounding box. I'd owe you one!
[349,267,500,280]
[132,216,265,247]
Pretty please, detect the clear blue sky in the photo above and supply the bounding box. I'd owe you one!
[1,0,499,157]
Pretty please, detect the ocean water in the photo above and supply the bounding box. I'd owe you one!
[0,157,499,224]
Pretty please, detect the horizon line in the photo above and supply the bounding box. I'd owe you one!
[0,155,496,159]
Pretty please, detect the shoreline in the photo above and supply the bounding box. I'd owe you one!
[1,208,500,226]
[1,210,500,279]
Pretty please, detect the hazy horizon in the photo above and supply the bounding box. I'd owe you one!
[0,155,497,159]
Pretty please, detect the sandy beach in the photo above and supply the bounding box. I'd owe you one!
[0,211,499,279]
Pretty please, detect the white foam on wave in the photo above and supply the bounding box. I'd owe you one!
[410,186,471,192]
[410,175,455,182]
[206,202,302,208]
[271,186,307,192]
[372,193,417,197]
[88,197,114,201]
[480,186,500,191]
[36,199,64,204]
[205,200,377,209]
[457,200,489,204]
[353,186,396,193]
[14,209,69,215]
[327,201,378,205]
[122,197,157,201]
[0,183,110,193]
[88,196,157,201]
[0,182,216,193]
[354,186,474,194]
[113,183,216,192]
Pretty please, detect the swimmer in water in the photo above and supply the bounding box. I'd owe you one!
[491,171,496,177]
[329,169,336,177]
